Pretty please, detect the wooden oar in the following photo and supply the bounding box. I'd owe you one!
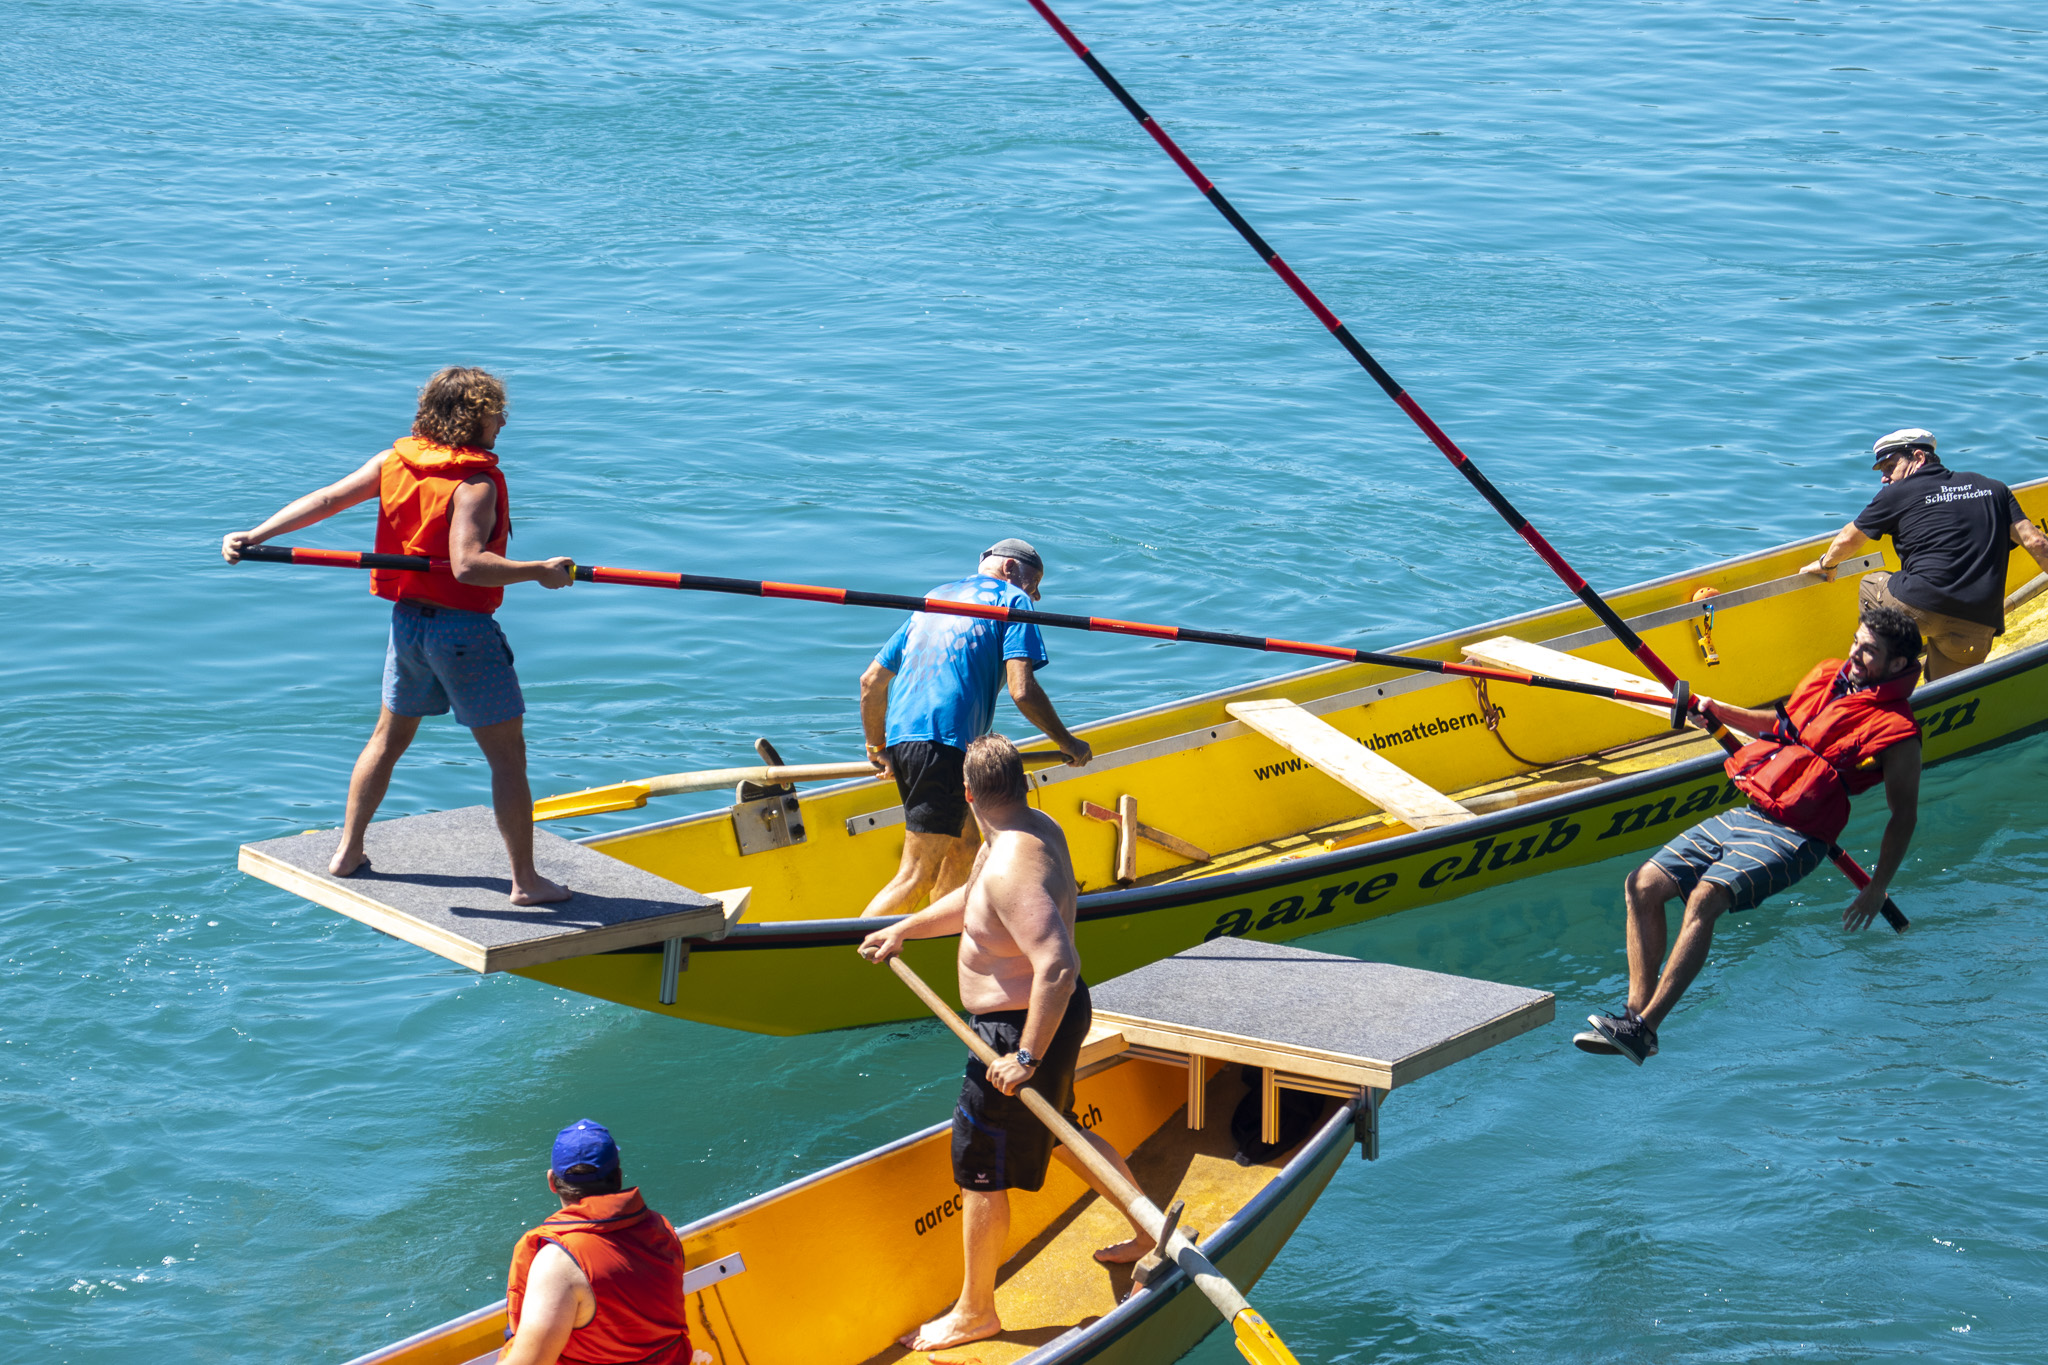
[885,956,1304,1365]
[2007,572,2048,615]
[535,762,874,821]
[534,751,1073,821]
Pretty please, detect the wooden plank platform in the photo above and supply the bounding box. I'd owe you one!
[1088,938,1553,1092]
[1225,697,1475,830]
[239,806,733,973]
[1461,634,1673,719]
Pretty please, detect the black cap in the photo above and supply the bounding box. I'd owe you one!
[980,538,1043,573]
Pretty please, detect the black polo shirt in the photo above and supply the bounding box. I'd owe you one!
[1854,463,2025,628]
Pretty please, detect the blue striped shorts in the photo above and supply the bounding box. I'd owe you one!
[1648,806,1828,913]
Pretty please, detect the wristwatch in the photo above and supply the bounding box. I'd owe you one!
[1014,1049,1039,1070]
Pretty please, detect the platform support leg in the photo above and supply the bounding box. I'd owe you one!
[659,937,688,1006]
[1355,1087,1381,1162]
[1186,1055,1207,1130]
[1260,1067,1279,1145]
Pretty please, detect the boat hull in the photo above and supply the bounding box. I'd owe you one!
[521,629,2048,1035]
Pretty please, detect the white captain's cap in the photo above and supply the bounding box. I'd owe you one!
[1872,428,1936,465]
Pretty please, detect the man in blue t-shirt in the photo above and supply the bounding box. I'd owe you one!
[1800,427,2048,680]
[857,539,1093,918]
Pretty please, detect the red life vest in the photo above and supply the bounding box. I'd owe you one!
[369,437,512,614]
[1724,659,1920,842]
[505,1188,691,1365]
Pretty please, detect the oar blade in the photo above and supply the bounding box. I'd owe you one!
[532,781,653,822]
[1231,1309,1302,1365]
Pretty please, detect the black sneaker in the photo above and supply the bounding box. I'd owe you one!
[1586,1011,1659,1065]
[1572,1028,1621,1056]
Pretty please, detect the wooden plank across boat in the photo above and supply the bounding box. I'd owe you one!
[337,944,1552,1365]
[237,806,736,973]
[239,490,2048,1034]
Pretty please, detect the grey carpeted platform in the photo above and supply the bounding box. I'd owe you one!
[1090,938,1552,1090]
[239,806,730,973]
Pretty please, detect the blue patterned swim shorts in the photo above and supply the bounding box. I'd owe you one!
[1649,806,1829,913]
[381,600,525,729]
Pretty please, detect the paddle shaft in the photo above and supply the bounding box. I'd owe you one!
[235,544,1686,717]
[884,957,1298,1363]
[1006,1,1907,931]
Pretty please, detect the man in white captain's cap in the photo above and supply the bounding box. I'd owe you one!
[1800,428,2048,680]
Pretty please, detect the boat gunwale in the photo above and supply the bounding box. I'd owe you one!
[335,1299,503,1365]
[577,490,2047,850]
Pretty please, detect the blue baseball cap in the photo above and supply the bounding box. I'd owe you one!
[551,1119,620,1178]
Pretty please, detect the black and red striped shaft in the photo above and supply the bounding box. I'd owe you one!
[1017,0,1679,690]
[237,543,1686,717]
[1014,0,1905,929]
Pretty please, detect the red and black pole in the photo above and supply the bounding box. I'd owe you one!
[1009,0,1905,931]
[236,544,1692,722]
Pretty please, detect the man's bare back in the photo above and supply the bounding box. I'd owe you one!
[956,807,1077,1015]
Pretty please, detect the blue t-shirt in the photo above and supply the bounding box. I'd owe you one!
[876,575,1049,750]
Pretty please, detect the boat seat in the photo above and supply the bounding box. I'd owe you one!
[1224,698,1474,830]
[1461,635,1673,720]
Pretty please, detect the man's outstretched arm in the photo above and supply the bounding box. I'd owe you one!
[447,478,572,589]
[1007,659,1091,766]
[1798,523,1877,581]
[221,453,386,562]
[1697,695,1778,739]
[1845,737,1921,931]
[857,857,980,962]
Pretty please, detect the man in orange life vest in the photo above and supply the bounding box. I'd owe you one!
[503,1119,691,1365]
[221,367,574,904]
[1576,606,1924,1065]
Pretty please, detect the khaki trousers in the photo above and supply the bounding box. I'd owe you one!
[1860,571,1995,681]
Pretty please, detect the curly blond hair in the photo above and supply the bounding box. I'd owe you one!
[412,366,507,447]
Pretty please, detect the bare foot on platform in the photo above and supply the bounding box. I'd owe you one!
[1093,1232,1156,1264]
[330,845,367,877]
[510,874,572,906]
[900,1308,1002,1353]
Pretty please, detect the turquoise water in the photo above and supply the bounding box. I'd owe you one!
[6,0,2046,1359]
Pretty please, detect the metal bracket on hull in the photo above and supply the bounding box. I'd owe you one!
[659,937,688,1004]
[1356,1087,1381,1161]
[733,791,805,855]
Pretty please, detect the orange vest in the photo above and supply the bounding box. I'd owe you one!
[370,437,511,614]
[1725,659,1920,842]
[505,1189,691,1365]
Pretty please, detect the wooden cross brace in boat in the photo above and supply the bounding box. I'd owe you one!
[1080,795,1211,884]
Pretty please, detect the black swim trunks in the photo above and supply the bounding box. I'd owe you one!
[888,740,969,837]
[952,980,1093,1193]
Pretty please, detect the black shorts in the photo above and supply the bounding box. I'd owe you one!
[953,980,1092,1193]
[889,740,969,837]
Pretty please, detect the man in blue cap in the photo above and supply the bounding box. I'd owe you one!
[502,1120,690,1365]
[858,539,1093,918]
[1800,427,2048,680]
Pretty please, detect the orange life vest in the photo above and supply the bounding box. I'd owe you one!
[1724,659,1920,842]
[369,437,511,614]
[505,1188,691,1365]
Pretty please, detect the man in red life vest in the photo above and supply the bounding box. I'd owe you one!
[221,367,573,904]
[503,1119,691,1365]
[1575,606,1925,1065]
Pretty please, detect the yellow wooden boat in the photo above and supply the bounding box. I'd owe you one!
[244,481,2048,1036]
[337,942,1552,1365]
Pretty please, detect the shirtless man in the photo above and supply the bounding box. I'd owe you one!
[858,733,1151,1354]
